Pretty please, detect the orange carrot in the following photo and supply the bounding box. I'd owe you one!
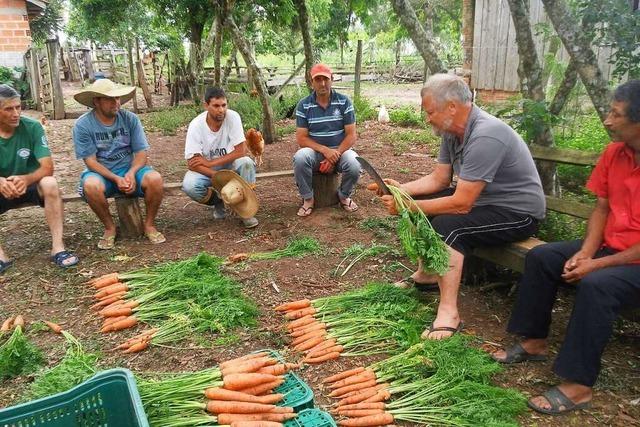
[217,413,296,424]
[290,322,326,338]
[284,307,317,320]
[306,345,344,359]
[43,321,63,334]
[206,400,276,414]
[336,389,381,406]
[94,283,128,299]
[335,403,386,411]
[324,367,366,384]
[90,292,126,310]
[101,315,127,328]
[275,299,311,312]
[223,373,281,391]
[362,389,391,403]
[89,273,119,288]
[205,388,283,404]
[99,290,126,301]
[1,317,14,332]
[339,384,389,400]
[291,329,327,346]
[337,409,385,418]
[222,357,278,375]
[306,338,337,355]
[100,300,140,317]
[286,315,315,330]
[337,413,394,426]
[294,336,326,352]
[230,422,284,427]
[102,316,138,332]
[303,351,341,364]
[237,379,284,396]
[13,315,24,328]
[330,380,378,397]
[123,340,150,353]
[329,370,376,389]
[220,352,269,369]
[257,363,300,376]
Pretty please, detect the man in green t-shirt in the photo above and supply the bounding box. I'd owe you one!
[0,84,79,274]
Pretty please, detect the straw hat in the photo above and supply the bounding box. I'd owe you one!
[211,170,259,219]
[74,79,136,108]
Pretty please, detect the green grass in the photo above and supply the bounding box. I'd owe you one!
[389,105,427,128]
[382,127,440,155]
[353,96,377,122]
[141,105,201,135]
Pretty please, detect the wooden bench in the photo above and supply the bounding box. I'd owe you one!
[61,170,294,238]
[472,145,639,322]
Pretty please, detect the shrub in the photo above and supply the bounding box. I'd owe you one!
[141,105,201,135]
[389,105,426,128]
[353,96,376,122]
[0,66,29,98]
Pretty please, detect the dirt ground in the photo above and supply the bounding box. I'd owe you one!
[1,86,639,426]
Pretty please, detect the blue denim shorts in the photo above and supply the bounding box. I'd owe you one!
[78,166,154,199]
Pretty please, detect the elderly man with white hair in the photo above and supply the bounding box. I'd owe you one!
[0,84,78,273]
[373,74,545,340]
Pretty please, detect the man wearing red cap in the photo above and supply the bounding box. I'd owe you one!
[293,63,361,217]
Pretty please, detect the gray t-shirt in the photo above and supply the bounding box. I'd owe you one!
[437,106,545,219]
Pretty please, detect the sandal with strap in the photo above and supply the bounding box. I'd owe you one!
[145,230,166,244]
[340,198,358,213]
[297,205,314,217]
[51,250,79,268]
[0,259,14,274]
[492,342,548,364]
[528,386,591,415]
[421,321,464,340]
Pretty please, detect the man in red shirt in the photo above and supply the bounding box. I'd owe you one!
[492,80,640,415]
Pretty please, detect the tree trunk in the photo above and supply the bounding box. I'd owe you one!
[549,58,578,116]
[213,14,223,86]
[461,0,475,73]
[201,18,217,63]
[135,38,153,108]
[188,20,205,102]
[222,45,237,86]
[506,0,556,194]
[354,40,363,100]
[294,0,314,90]
[224,13,276,144]
[390,0,446,74]
[126,39,139,113]
[540,0,611,123]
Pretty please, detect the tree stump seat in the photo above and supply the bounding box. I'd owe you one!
[312,172,340,208]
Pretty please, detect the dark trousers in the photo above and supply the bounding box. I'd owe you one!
[507,240,640,386]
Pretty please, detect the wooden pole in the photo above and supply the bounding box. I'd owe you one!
[354,40,363,100]
[46,39,65,119]
[83,49,95,81]
[126,39,139,113]
[135,38,153,108]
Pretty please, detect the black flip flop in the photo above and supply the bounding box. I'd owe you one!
[528,386,591,415]
[51,250,79,268]
[492,342,548,364]
[393,276,439,292]
[423,321,464,339]
[0,259,13,274]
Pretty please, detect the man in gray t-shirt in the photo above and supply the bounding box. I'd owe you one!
[375,74,545,341]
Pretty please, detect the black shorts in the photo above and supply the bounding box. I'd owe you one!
[0,183,45,215]
[416,188,539,256]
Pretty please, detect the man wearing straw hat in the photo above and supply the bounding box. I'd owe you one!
[72,79,165,250]
[0,84,79,272]
[182,87,259,228]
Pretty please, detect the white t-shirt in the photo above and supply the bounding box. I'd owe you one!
[184,109,245,160]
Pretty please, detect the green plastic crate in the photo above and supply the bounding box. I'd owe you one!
[254,349,314,412]
[285,409,337,427]
[0,369,149,427]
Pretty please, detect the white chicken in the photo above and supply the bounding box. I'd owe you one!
[378,105,390,123]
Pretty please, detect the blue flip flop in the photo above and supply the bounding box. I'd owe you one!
[51,251,79,268]
[0,259,13,274]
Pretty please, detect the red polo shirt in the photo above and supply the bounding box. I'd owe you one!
[586,142,640,252]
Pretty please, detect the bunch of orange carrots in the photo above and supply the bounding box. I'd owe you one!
[276,284,431,364]
[138,351,302,427]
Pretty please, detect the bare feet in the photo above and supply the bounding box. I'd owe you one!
[491,338,548,362]
[529,383,592,413]
[411,269,438,284]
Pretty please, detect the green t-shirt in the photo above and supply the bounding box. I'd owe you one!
[0,116,51,177]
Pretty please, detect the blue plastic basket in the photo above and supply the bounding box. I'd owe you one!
[0,368,149,427]
[254,349,315,411]
[284,409,337,427]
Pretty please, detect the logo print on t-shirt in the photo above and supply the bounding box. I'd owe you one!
[41,135,48,148]
[333,108,341,117]
[17,148,31,159]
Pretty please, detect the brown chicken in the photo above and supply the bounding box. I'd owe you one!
[245,128,265,167]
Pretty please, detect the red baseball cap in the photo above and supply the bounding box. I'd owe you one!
[310,63,332,79]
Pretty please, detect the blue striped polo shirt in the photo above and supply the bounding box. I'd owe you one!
[295,90,356,147]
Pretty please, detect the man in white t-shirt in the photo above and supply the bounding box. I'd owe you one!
[182,87,258,228]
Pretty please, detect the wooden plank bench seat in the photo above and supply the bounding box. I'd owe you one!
[61,170,294,237]
[470,145,639,322]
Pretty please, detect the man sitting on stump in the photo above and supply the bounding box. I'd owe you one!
[182,87,259,229]
[0,84,78,272]
[72,79,165,250]
[492,80,640,415]
[293,63,361,217]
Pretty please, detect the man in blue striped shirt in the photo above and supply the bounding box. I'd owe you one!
[293,63,361,217]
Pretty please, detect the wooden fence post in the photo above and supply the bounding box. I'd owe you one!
[354,40,363,100]
[135,38,153,108]
[46,39,65,119]
[83,49,95,81]
[126,39,139,113]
